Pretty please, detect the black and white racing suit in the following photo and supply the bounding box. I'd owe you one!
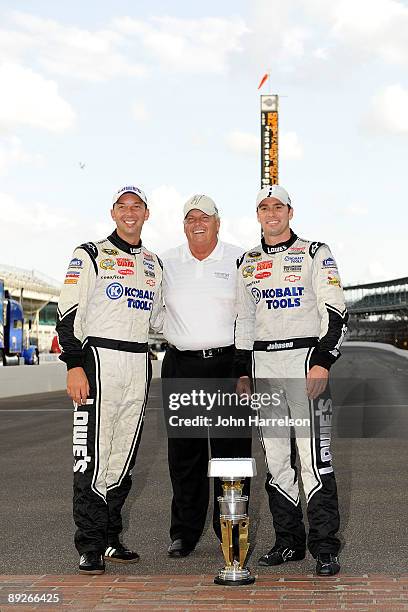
[234,230,348,556]
[56,230,163,554]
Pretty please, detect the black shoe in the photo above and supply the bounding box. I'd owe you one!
[79,551,105,575]
[258,545,305,567]
[167,538,195,558]
[316,553,340,576]
[104,542,140,564]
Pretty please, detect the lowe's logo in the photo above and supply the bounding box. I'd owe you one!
[106,283,123,299]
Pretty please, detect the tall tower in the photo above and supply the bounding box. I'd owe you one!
[260,95,279,187]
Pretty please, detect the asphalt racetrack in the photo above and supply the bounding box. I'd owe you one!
[0,344,407,576]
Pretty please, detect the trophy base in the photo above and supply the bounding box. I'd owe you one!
[214,567,255,586]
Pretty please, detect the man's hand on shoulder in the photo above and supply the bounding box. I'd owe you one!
[306,365,329,399]
[67,367,90,405]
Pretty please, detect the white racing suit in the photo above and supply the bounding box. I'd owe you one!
[56,230,163,554]
[234,231,348,556]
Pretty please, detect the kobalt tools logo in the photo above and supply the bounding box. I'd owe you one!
[261,286,304,310]
[125,287,155,310]
[106,284,155,309]
[73,410,91,473]
[106,283,124,299]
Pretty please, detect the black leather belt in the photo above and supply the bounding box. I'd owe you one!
[253,337,318,352]
[86,336,148,353]
[169,344,234,359]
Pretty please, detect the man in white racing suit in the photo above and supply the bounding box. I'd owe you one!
[56,185,163,574]
[234,185,348,576]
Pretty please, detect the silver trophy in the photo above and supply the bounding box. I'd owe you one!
[208,458,257,586]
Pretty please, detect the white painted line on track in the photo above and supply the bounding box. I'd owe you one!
[0,408,72,412]
[338,404,408,408]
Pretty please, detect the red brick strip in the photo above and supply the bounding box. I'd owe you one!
[0,574,407,611]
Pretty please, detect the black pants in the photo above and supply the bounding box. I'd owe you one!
[161,347,252,546]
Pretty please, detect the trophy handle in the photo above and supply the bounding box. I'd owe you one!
[220,519,234,566]
[238,518,250,567]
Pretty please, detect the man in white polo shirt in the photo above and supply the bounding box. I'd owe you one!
[161,194,252,558]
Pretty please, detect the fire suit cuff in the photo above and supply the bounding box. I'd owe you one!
[233,348,252,378]
[59,354,84,370]
[310,348,336,371]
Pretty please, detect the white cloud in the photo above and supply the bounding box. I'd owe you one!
[365,84,408,134]
[280,131,303,160]
[0,192,74,232]
[345,205,369,217]
[248,2,322,75]
[0,192,78,277]
[131,101,149,122]
[247,0,408,84]
[114,16,249,73]
[0,62,76,132]
[330,0,408,65]
[225,130,258,155]
[8,11,145,81]
[0,136,44,176]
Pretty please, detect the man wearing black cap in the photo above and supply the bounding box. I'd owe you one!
[57,185,163,574]
[234,185,348,576]
[161,194,252,558]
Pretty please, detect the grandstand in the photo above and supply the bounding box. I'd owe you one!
[344,277,408,349]
[0,263,60,352]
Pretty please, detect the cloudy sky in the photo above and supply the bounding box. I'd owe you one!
[0,0,407,285]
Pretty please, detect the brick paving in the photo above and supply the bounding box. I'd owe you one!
[1,574,408,611]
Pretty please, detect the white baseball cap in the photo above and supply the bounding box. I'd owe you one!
[112,185,148,206]
[183,194,219,218]
[256,185,291,208]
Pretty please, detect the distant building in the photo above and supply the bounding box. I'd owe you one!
[0,263,60,353]
[344,277,408,349]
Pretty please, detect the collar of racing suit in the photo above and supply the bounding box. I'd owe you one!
[261,229,298,254]
[107,230,142,254]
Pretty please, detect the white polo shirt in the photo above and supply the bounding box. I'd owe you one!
[161,241,244,351]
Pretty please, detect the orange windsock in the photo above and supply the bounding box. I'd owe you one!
[257,73,269,89]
